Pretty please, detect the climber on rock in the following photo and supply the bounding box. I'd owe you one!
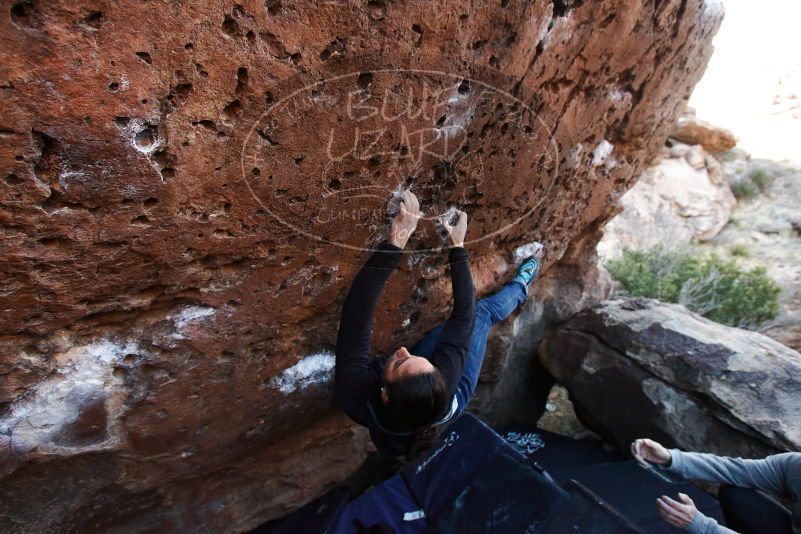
[335,190,542,456]
[631,437,801,534]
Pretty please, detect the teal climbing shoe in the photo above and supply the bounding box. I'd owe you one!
[513,256,540,294]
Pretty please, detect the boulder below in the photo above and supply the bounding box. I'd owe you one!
[540,298,801,458]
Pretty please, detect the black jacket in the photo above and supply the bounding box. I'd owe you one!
[335,241,476,455]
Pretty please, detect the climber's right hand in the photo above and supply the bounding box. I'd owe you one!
[389,190,421,249]
[631,438,672,467]
[442,209,468,248]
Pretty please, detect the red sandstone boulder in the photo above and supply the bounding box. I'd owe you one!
[0,0,722,531]
[671,111,737,152]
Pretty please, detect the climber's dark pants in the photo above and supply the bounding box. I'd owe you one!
[410,281,527,422]
[718,484,793,534]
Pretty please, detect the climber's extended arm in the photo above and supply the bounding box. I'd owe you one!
[428,246,475,396]
[335,191,421,425]
[335,241,402,425]
[429,210,475,397]
[667,450,791,496]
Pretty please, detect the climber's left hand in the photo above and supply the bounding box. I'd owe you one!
[389,190,421,249]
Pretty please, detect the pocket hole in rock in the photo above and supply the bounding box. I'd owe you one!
[4,174,23,185]
[222,14,239,37]
[223,100,242,120]
[266,0,281,16]
[135,51,152,64]
[357,71,373,90]
[81,10,103,29]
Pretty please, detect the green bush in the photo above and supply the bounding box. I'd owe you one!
[606,246,780,329]
[729,244,749,257]
[747,168,774,191]
[729,167,775,200]
[730,177,759,200]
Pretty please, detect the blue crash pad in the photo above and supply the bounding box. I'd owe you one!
[326,413,639,533]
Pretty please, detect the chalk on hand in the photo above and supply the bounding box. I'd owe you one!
[435,206,459,238]
[387,187,408,218]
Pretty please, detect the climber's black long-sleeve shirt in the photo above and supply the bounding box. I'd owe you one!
[335,241,475,452]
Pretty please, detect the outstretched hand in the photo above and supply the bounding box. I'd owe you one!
[389,190,421,249]
[441,209,468,248]
[656,493,698,528]
[631,438,672,467]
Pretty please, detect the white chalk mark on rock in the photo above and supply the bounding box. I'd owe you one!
[0,339,140,455]
[123,119,162,155]
[592,140,614,167]
[170,306,216,339]
[270,352,335,394]
[57,170,85,192]
[608,90,630,104]
[513,241,544,264]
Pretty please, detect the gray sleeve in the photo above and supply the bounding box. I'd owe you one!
[666,450,791,495]
[686,511,738,534]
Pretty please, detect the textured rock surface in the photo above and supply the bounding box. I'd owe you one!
[540,298,801,458]
[0,0,722,531]
[670,109,737,152]
[598,144,735,259]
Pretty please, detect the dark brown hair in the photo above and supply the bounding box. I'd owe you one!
[384,367,449,432]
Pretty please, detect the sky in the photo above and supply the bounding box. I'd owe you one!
[689,0,801,162]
